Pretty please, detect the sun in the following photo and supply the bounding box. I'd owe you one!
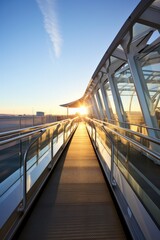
[69,106,88,116]
[77,106,88,115]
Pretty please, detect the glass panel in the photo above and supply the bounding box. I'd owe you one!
[114,133,160,227]
[86,119,160,227]
[0,132,39,195]
[104,82,117,121]
[133,23,152,39]
[147,30,160,45]
[98,89,106,116]
[114,65,144,128]
[110,56,117,63]
[94,94,100,114]
[140,44,160,128]
[117,44,123,50]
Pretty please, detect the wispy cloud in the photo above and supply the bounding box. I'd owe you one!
[36,0,62,58]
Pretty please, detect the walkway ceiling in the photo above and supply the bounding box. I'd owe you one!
[60,0,160,109]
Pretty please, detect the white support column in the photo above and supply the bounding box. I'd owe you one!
[90,96,100,119]
[95,90,105,120]
[108,74,126,124]
[100,82,112,121]
[127,54,159,138]
[86,98,94,117]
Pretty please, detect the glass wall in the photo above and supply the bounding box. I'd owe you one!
[104,81,117,121]
[94,93,101,117]
[139,44,160,128]
[98,88,106,118]
[114,65,144,126]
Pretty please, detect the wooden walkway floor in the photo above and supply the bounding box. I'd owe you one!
[16,122,127,240]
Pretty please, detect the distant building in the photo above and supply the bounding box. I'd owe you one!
[36,111,45,116]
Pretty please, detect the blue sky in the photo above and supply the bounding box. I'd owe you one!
[0,0,140,115]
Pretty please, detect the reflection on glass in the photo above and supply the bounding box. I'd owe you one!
[94,93,100,115]
[140,45,160,128]
[87,119,160,227]
[114,65,144,126]
[98,89,106,117]
[133,23,151,39]
[104,81,117,121]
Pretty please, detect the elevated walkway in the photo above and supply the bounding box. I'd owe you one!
[14,123,127,240]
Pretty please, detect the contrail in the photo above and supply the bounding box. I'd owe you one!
[36,0,62,58]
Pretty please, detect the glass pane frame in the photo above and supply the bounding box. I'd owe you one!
[139,44,160,128]
[104,81,117,121]
[113,64,144,126]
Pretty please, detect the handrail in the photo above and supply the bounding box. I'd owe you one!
[50,123,61,166]
[63,120,71,144]
[89,120,116,186]
[18,129,46,212]
[0,118,71,139]
[0,129,44,146]
[107,118,160,132]
[87,118,160,161]
[92,118,160,145]
[62,117,78,143]
[0,118,78,218]
[17,118,78,212]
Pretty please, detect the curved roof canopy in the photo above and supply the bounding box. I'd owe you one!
[60,97,84,108]
[60,0,160,109]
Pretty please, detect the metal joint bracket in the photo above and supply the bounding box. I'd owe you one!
[112,179,116,187]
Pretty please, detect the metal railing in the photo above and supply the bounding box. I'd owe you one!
[18,129,46,212]
[93,118,160,146]
[0,117,79,239]
[85,117,160,232]
[87,119,115,186]
[92,118,160,164]
[106,118,160,136]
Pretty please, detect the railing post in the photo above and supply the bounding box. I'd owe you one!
[110,142,116,186]
[63,121,69,144]
[37,138,40,164]
[126,141,130,162]
[101,124,116,187]
[49,124,61,168]
[18,129,45,213]
[95,125,97,148]
[90,119,97,148]
[18,148,28,213]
